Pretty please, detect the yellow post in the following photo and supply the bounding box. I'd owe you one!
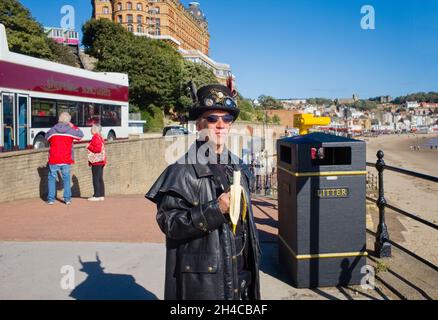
[294,114,331,135]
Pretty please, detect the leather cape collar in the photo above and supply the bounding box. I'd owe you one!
[187,141,250,180]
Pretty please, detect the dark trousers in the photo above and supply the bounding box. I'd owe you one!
[92,165,105,197]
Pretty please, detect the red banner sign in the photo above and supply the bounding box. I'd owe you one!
[0,61,129,102]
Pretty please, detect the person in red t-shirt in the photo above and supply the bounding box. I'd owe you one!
[45,112,84,205]
[87,124,107,202]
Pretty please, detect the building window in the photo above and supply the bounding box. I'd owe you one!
[127,24,133,32]
[127,2,132,10]
[127,14,133,23]
[155,18,161,26]
[137,24,143,33]
[149,7,160,14]
[117,15,123,23]
[137,3,142,11]
[103,6,109,14]
[117,2,122,11]
[137,15,143,24]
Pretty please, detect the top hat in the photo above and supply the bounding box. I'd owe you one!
[188,84,240,121]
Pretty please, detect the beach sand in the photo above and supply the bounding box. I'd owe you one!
[365,133,438,176]
[364,134,438,265]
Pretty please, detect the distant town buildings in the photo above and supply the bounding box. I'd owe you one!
[44,27,79,49]
[377,95,393,103]
[406,101,420,109]
[264,96,438,135]
[92,0,232,84]
[335,94,359,105]
[279,99,307,110]
[420,102,438,109]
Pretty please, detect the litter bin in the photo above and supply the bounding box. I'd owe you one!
[277,132,367,288]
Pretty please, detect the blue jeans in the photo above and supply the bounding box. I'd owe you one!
[48,165,72,202]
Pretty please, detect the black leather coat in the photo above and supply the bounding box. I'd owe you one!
[145,146,261,300]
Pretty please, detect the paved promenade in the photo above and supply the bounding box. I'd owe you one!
[0,195,435,300]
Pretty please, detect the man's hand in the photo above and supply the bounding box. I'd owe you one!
[218,192,230,215]
[68,122,74,128]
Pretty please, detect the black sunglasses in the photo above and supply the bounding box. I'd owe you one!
[205,114,235,124]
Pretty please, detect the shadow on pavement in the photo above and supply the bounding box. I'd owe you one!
[254,216,278,229]
[259,241,292,285]
[37,165,81,201]
[38,165,82,201]
[251,199,278,210]
[70,254,158,300]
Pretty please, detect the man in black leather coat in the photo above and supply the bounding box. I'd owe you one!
[146,84,261,300]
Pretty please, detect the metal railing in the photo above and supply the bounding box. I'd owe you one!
[366,150,438,269]
[249,154,278,198]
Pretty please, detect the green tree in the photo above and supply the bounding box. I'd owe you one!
[255,110,266,122]
[82,18,183,115]
[142,104,164,132]
[177,60,219,114]
[308,98,333,106]
[393,92,438,104]
[45,37,79,67]
[272,115,281,125]
[0,0,78,66]
[0,0,52,59]
[346,100,378,111]
[257,95,283,110]
[236,96,255,122]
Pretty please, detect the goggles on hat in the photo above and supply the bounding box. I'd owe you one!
[203,90,237,109]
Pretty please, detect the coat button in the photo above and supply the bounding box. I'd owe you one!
[234,289,239,294]
[199,222,204,227]
[232,256,237,260]
[186,266,191,271]
[208,267,213,272]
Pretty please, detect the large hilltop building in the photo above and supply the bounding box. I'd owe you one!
[93,0,232,84]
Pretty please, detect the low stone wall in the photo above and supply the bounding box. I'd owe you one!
[0,122,284,203]
[0,137,177,203]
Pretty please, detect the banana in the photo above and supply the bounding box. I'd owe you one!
[229,171,247,235]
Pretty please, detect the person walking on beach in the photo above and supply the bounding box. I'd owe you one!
[87,124,106,202]
[146,84,261,300]
[45,112,84,205]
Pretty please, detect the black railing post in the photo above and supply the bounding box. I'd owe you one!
[374,150,392,258]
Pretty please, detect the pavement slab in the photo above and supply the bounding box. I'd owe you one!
[0,195,434,300]
[0,241,386,300]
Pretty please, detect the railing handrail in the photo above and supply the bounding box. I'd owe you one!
[366,159,438,229]
[366,162,438,183]
[366,196,438,230]
[367,150,437,259]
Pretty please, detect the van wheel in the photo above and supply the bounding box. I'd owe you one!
[33,135,48,149]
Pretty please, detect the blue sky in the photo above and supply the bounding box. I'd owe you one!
[19,0,438,99]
